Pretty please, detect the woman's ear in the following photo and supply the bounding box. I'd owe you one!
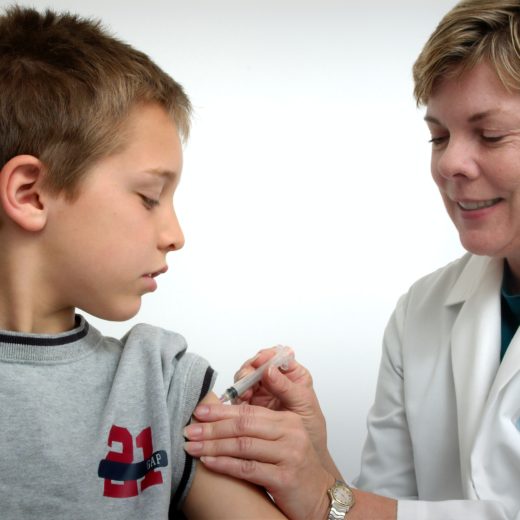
[0,155,49,232]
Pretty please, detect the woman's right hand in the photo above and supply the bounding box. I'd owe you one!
[232,347,333,465]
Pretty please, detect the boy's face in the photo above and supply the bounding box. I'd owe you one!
[42,103,184,321]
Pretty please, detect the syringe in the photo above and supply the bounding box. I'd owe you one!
[219,345,294,403]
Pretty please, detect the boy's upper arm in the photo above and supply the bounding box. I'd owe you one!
[181,392,287,519]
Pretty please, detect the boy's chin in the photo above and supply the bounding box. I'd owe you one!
[82,300,142,322]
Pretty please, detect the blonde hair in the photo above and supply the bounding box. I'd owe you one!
[0,6,191,198]
[413,0,520,105]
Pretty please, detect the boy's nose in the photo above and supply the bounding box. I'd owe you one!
[160,208,185,252]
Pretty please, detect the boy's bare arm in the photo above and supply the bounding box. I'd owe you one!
[182,392,287,519]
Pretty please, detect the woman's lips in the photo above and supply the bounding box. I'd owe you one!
[457,198,502,211]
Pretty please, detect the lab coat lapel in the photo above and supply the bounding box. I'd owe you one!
[448,255,502,491]
[489,317,520,398]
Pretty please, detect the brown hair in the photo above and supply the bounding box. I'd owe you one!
[413,0,520,105]
[0,6,191,198]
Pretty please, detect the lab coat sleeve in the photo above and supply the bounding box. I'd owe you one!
[353,293,418,498]
[397,499,511,520]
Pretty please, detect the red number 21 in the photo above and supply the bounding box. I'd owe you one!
[103,425,164,498]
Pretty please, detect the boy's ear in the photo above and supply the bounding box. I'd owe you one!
[0,155,49,232]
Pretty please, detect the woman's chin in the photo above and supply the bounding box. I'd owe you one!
[459,233,506,259]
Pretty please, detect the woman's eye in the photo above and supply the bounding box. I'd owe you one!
[482,134,504,143]
[140,195,160,209]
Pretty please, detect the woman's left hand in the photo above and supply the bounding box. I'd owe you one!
[184,401,335,520]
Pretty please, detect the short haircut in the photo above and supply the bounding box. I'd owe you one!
[413,0,520,105]
[0,6,191,197]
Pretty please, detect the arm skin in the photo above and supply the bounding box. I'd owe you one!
[184,350,396,520]
[182,391,288,519]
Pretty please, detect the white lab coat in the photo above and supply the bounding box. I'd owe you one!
[355,253,520,519]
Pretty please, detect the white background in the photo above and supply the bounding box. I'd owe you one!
[4,0,463,480]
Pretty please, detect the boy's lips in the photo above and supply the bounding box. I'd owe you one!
[141,266,167,292]
[143,266,168,278]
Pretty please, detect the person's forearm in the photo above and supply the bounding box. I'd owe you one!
[314,483,397,520]
[319,448,343,480]
[348,489,397,520]
[316,451,397,519]
[307,476,396,520]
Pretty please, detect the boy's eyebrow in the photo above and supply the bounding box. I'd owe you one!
[143,168,178,180]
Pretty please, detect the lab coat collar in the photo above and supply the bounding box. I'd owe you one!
[445,254,501,307]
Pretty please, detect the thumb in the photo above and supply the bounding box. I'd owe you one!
[262,365,313,413]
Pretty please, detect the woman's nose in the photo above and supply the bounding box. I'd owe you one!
[434,137,479,181]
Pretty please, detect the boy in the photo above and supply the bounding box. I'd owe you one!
[0,6,286,519]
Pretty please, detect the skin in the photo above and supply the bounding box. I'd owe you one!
[0,102,287,518]
[185,350,396,519]
[184,61,520,519]
[426,60,520,290]
[187,354,339,520]
[0,103,184,333]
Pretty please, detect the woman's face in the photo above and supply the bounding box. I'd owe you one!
[426,61,520,269]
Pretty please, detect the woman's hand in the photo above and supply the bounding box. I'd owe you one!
[184,401,335,520]
[183,349,344,519]
[229,348,330,460]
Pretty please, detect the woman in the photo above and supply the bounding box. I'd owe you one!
[185,1,520,519]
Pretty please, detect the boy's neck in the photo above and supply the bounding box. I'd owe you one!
[0,304,76,334]
[0,238,76,334]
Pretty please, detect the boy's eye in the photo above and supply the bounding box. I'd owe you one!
[428,135,448,146]
[140,194,160,209]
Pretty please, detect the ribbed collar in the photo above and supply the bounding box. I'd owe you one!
[0,315,101,363]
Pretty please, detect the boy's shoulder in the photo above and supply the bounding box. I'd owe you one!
[119,322,188,358]
[100,321,214,393]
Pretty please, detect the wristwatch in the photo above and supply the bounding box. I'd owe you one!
[327,480,355,519]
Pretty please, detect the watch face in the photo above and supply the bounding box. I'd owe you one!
[333,484,353,506]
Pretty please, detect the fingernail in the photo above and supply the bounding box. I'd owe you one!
[184,441,203,453]
[194,405,209,417]
[235,369,247,381]
[267,365,279,381]
[235,355,261,381]
[184,424,202,439]
[200,456,216,464]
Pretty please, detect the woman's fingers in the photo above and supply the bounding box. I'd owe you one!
[232,347,312,401]
[186,418,336,520]
[185,406,294,442]
[185,435,290,465]
[191,400,288,424]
